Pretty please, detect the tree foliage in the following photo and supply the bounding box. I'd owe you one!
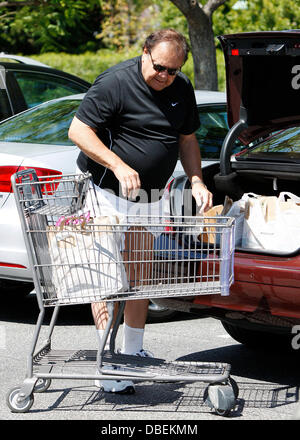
[167,0,227,90]
[1,0,300,88]
[157,0,300,89]
[3,0,300,55]
[0,0,101,53]
[97,0,154,50]
[214,0,300,37]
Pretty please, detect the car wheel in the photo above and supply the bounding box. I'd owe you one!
[221,321,292,350]
[147,301,178,323]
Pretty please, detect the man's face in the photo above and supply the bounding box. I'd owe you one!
[141,42,184,91]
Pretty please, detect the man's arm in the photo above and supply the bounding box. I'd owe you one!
[68,116,140,198]
[178,132,213,213]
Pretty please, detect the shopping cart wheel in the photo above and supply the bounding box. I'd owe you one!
[227,377,239,399]
[33,378,51,393]
[6,386,34,413]
[203,378,238,417]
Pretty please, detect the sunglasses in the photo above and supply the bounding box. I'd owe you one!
[148,51,181,76]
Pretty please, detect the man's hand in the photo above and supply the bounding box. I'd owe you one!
[113,162,141,200]
[69,117,141,200]
[191,180,213,214]
[178,133,213,213]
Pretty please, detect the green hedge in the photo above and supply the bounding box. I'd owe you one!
[31,48,226,91]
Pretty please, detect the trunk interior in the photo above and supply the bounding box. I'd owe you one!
[213,167,300,204]
[185,163,300,255]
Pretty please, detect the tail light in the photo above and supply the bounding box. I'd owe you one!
[0,166,62,193]
[0,262,26,269]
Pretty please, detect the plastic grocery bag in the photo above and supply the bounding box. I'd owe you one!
[47,215,129,304]
[242,192,300,252]
[221,196,246,247]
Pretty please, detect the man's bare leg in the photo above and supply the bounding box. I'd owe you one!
[124,299,149,328]
[91,299,148,331]
[92,227,152,350]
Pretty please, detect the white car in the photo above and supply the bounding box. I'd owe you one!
[0,90,227,298]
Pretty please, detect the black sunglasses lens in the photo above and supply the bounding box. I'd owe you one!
[154,63,166,73]
[154,64,177,75]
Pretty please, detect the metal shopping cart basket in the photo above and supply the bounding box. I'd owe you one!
[7,169,239,416]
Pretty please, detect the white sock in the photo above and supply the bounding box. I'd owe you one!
[122,323,144,355]
[96,329,112,351]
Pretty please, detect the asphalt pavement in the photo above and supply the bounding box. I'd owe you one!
[1,293,300,430]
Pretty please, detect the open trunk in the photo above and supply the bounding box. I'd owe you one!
[171,162,300,255]
[163,168,300,332]
[154,30,300,339]
[216,167,300,204]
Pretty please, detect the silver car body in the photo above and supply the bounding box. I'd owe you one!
[0,90,226,283]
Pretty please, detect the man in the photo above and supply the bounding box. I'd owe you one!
[68,28,213,394]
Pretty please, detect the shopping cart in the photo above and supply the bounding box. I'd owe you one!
[7,170,239,416]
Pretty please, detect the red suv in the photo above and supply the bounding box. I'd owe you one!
[155,30,300,349]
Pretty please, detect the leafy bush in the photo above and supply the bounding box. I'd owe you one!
[31,49,140,83]
[30,47,225,90]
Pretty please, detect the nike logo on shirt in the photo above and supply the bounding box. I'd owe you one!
[171,102,179,107]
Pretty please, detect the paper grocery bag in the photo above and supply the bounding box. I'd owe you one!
[196,197,245,246]
[47,215,128,304]
[242,194,276,249]
[242,193,300,252]
[199,205,224,244]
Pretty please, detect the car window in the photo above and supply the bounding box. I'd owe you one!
[0,99,81,145]
[196,105,242,159]
[12,71,87,108]
[236,127,300,161]
[0,89,12,121]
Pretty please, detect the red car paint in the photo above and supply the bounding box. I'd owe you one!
[194,252,300,318]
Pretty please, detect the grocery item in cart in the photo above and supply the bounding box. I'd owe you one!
[47,214,129,303]
[7,170,238,416]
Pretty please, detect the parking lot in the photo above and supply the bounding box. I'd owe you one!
[1,292,300,424]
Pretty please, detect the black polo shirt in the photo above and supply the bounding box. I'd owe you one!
[76,56,199,201]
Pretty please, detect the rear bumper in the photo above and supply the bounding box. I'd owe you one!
[193,251,300,319]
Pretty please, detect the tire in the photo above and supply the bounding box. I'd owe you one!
[221,321,291,350]
[6,386,34,413]
[147,301,178,323]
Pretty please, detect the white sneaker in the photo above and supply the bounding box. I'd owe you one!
[117,348,154,357]
[95,349,154,393]
[95,365,135,394]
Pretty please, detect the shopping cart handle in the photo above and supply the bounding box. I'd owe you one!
[14,168,39,182]
[12,168,45,211]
